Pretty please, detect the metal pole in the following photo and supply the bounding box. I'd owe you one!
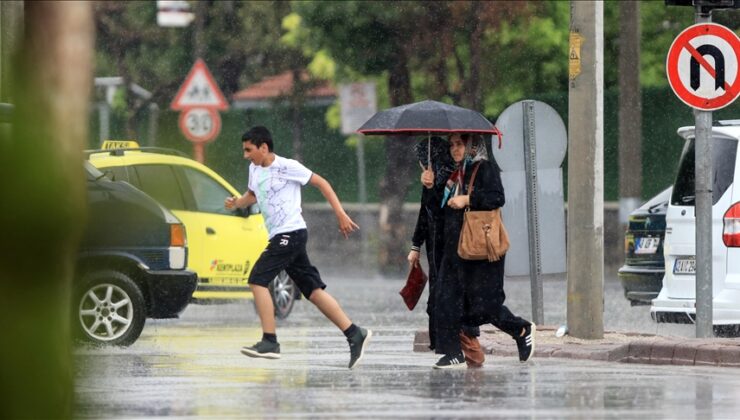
[694,5,714,338]
[357,134,369,267]
[522,100,544,325]
[695,109,713,338]
[99,101,110,145]
[147,103,159,147]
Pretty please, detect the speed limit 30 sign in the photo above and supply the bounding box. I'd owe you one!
[666,23,740,111]
[178,107,222,143]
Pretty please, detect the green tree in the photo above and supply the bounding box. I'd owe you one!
[295,1,425,274]
[94,1,305,136]
[293,0,535,273]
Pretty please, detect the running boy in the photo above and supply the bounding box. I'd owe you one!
[225,126,372,369]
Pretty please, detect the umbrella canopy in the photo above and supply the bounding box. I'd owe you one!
[357,100,499,136]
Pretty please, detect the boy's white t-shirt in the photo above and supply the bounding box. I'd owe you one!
[248,155,313,238]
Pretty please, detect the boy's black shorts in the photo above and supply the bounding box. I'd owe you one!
[248,229,326,299]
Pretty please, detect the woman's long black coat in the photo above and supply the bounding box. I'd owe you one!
[411,184,446,350]
[434,159,529,354]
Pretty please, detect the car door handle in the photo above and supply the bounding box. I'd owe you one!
[206,227,216,235]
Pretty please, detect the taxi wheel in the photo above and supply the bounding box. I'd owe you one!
[270,270,297,320]
[73,270,146,346]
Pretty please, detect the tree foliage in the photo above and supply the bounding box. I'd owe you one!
[94,1,306,134]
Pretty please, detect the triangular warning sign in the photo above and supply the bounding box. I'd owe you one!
[171,58,229,110]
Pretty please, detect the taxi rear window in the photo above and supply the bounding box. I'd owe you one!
[671,137,737,206]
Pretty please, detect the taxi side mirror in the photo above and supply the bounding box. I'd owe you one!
[248,204,261,216]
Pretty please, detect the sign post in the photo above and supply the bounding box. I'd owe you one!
[666,19,740,337]
[171,59,229,163]
[339,82,377,267]
[494,100,568,326]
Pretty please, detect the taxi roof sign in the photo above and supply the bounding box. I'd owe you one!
[102,140,140,150]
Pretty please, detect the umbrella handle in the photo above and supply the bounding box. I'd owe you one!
[427,133,432,170]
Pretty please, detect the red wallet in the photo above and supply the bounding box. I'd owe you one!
[399,264,428,310]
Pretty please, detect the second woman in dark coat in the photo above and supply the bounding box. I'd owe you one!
[407,138,484,367]
[432,133,536,369]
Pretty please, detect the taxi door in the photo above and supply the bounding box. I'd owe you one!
[175,166,268,299]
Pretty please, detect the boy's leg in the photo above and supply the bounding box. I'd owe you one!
[241,232,295,359]
[286,230,371,368]
[252,284,276,333]
[308,288,351,330]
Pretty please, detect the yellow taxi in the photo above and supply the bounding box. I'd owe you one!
[86,141,299,319]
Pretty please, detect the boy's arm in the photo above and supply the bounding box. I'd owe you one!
[225,190,257,210]
[308,173,359,239]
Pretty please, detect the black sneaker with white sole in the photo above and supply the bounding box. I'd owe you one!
[433,353,467,369]
[515,323,536,362]
[240,340,281,359]
[347,327,372,369]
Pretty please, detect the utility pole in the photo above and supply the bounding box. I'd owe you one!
[617,1,642,246]
[567,0,604,339]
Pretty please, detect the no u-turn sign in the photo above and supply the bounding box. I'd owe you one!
[667,23,740,111]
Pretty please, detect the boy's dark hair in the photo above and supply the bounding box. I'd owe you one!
[242,126,273,152]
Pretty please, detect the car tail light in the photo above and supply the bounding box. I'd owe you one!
[170,223,186,247]
[723,202,740,247]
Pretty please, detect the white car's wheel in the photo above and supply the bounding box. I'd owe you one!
[74,270,146,346]
[270,270,297,320]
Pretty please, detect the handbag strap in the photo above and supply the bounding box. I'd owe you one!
[465,161,482,198]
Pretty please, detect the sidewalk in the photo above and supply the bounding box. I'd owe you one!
[413,326,740,368]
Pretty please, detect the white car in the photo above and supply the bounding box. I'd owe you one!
[651,120,740,336]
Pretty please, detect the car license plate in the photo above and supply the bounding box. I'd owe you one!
[635,237,660,255]
[673,257,696,275]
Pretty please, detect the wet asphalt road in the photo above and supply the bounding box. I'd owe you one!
[74,272,739,418]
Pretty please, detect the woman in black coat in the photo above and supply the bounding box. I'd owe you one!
[432,133,535,369]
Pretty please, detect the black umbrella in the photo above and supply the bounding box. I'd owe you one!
[357,100,499,137]
[357,100,501,167]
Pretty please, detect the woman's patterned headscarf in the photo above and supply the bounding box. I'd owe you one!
[441,134,489,207]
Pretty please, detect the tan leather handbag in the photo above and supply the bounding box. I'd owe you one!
[457,162,510,262]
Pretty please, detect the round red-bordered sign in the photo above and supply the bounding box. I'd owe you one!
[666,23,740,111]
[178,107,222,143]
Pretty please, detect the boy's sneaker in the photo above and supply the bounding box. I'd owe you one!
[347,327,372,369]
[240,340,281,359]
[515,323,536,363]
[433,353,467,369]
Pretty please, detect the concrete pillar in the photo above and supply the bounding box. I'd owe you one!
[567,0,604,339]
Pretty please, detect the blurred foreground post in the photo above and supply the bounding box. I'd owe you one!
[567,0,604,339]
[0,2,93,418]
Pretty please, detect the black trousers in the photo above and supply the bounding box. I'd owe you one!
[434,254,529,355]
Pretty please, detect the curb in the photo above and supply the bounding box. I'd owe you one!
[413,326,740,368]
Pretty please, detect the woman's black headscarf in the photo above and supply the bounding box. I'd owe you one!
[414,136,454,188]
